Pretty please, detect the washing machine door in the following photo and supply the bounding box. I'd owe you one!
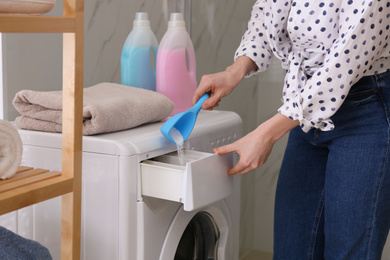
[159,201,234,260]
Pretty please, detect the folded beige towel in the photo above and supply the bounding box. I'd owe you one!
[13,82,175,135]
[0,120,23,180]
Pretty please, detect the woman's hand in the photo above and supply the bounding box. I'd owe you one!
[215,113,299,175]
[193,70,239,110]
[192,56,258,110]
[215,125,275,175]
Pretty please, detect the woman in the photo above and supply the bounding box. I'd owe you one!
[193,0,390,259]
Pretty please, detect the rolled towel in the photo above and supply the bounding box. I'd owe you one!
[0,120,22,180]
[13,82,175,135]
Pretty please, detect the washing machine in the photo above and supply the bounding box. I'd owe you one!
[0,110,241,260]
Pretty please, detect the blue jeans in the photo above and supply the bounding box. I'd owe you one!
[274,71,390,260]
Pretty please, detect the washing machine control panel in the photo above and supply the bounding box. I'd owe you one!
[186,126,241,164]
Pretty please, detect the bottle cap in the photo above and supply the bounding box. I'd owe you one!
[134,12,150,27]
[168,13,186,27]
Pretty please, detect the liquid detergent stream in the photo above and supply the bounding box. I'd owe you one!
[160,93,209,159]
[169,127,185,165]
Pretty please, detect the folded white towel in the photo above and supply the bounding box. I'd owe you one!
[0,120,23,180]
[13,82,175,135]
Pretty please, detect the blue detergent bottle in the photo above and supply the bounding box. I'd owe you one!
[121,12,159,91]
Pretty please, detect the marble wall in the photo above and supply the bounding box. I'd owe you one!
[1,0,288,257]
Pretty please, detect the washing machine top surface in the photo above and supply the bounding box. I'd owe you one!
[17,110,241,156]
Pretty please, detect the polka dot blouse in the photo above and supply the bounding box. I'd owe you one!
[235,0,390,132]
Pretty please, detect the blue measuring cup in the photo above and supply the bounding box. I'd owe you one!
[160,93,209,146]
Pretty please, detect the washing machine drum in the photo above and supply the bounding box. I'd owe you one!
[174,212,219,260]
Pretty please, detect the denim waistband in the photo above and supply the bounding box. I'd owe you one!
[306,69,390,82]
[373,69,390,80]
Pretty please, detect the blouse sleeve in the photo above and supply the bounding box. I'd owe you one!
[279,0,390,132]
[234,0,273,77]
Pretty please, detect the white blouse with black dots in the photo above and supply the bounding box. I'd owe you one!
[235,0,390,132]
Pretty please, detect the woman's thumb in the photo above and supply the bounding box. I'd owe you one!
[213,144,234,155]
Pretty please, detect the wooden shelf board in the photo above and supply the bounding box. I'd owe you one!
[0,15,75,33]
[0,167,74,215]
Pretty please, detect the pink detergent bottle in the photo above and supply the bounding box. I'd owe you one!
[156,13,197,116]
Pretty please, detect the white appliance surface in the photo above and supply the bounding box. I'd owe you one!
[0,110,242,260]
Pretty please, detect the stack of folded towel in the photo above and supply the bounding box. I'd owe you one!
[13,82,175,135]
[0,120,22,179]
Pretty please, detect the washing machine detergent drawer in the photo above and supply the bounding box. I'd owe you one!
[140,150,233,211]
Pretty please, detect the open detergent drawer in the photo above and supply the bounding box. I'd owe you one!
[140,150,233,211]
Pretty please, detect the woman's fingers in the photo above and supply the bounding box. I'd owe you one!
[214,142,260,176]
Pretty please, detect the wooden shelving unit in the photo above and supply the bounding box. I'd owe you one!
[0,0,84,259]
[0,15,75,32]
[0,167,72,215]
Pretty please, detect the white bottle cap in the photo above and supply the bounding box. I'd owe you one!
[168,13,185,27]
[134,12,150,27]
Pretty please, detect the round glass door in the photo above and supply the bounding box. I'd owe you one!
[174,211,220,260]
